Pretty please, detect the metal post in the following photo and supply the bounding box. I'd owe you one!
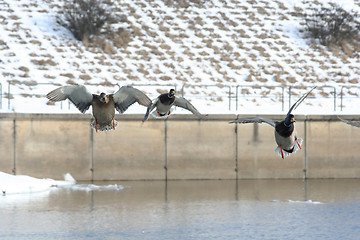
[228,86,231,111]
[333,87,336,112]
[340,86,344,111]
[90,126,94,182]
[164,119,168,181]
[288,86,292,109]
[0,83,2,110]
[8,82,10,110]
[281,86,284,111]
[12,119,16,175]
[235,85,239,111]
[234,122,238,180]
[181,84,185,98]
[303,119,308,180]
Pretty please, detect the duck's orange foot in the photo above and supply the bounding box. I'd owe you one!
[280,145,284,159]
[296,138,302,149]
[113,119,116,129]
[95,120,98,132]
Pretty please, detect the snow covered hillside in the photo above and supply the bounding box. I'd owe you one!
[0,0,360,114]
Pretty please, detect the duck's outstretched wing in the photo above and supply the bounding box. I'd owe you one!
[174,97,202,117]
[287,86,317,116]
[337,116,360,128]
[142,99,158,122]
[230,117,276,127]
[46,85,93,113]
[112,86,152,113]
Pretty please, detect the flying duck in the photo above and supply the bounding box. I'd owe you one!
[142,89,202,122]
[337,116,360,128]
[47,85,152,132]
[230,86,316,159]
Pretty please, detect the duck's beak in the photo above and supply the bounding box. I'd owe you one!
[100,94,109,103]
[168,89,176,97]
[291,117,296,123]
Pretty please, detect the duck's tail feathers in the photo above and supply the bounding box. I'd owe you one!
[274,147,291,158]
[90,119,118,132]
[150,109,172,119]
[274,138,303,158]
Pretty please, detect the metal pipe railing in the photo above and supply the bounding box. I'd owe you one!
[181,83,232,111]
[235,85,284,111]
[2,82,359,113]
[340,85,360,111]
[289,85,336,111]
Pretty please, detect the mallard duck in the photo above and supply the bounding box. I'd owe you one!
[47,85,152,132]
[337,116,360,128]
[230,86,316,159]
[142,89,202,122]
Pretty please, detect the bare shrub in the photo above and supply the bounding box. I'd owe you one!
[57,0,132,51]
[57,0,113,41]
[303,5,360,46]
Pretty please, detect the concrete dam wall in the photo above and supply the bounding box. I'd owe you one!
[0,113,359,181]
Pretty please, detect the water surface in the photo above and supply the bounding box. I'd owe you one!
[1,179,360,240]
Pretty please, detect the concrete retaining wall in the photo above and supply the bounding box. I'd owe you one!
[0,113,359,180]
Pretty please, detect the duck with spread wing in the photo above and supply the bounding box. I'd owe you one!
[47,85,152,132]
[142,89,203,122]
[230,86,316,159]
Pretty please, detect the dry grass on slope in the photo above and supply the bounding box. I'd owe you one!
[1,0,360,109]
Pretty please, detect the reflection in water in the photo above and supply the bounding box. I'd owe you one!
[1,179,360,240]
[161,179,360,203]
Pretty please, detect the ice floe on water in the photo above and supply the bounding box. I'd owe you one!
[0,171,127,196]
[272,199,323,204]
[59,183,127,192]
[288,200,323,204]
[0,172,75,195]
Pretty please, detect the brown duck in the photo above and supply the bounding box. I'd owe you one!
[47,85,151,132]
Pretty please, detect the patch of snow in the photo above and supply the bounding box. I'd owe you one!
[0,172,127,198]
[0,172,75,195]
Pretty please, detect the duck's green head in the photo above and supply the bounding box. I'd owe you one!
[168,89,176,97]
[284,114,295,126]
